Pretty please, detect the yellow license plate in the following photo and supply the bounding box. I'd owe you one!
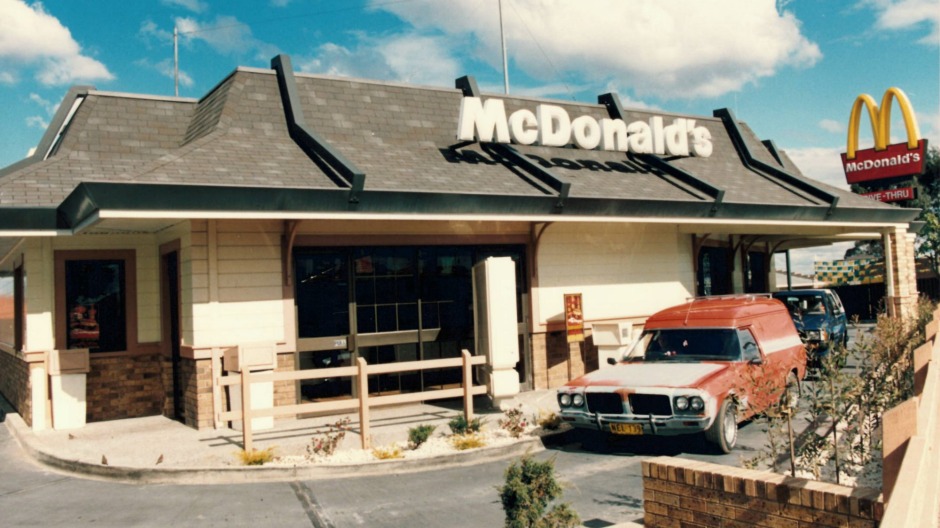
[610,423,643,435]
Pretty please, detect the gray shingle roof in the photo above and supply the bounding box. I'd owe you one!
[0,59,919,227]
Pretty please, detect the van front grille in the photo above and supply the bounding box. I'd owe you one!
[628,394,672,415]
[585,393,623,414]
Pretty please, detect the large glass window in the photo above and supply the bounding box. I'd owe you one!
[56,251,135,354]
[64,260,127,353]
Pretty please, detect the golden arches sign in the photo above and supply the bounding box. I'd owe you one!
[841,87,927,188]
[846,87,921,160]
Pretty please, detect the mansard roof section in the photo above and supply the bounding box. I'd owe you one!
[0,89,197,207]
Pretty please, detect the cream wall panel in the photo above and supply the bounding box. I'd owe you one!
[536,223,694,326]
[24,238,54,351]
[188,221,286,348]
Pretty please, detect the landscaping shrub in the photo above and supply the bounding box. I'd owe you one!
[408,424,437,449]
[237,446,276,466]
[499,405,528,438]
[448,413,484,435]
[307,417,351,457]
[497,454,579,528]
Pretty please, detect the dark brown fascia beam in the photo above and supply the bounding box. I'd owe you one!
[598,92,725,216]
[713,108,840,216]
[455,74,571,210]
[271,54,365,204]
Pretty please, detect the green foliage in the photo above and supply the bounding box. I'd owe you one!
[237,446,276,466]
[497,455,580,528]
[499,405,529,438]
[407,424,436,449]
[448,413,485,435]
[747,297,936,485]
[307,417,351,457]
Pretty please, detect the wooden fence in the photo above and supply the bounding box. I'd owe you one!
[880,308,940,526]
[217,350,487,452]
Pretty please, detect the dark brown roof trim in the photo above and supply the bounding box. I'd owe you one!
[271,54,365,204]
[599,92,726,216]
[714,108,840,216]
[55,182,919,232]
[456,74,571,210]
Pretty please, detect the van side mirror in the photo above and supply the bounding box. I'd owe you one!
[607,357,617,365]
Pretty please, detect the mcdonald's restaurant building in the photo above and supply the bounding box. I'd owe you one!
[0,55,921,432]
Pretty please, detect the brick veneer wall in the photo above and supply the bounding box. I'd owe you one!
[181,357,214,429]
[86,353,164,423]
[643,457,884,528]
[274,352,297,419]
[0,352,31,425]
[532,331,593,389]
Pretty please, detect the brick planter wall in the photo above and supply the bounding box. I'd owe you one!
[86,354,164,423]
[0,352,31,425]
[643,457,884,528]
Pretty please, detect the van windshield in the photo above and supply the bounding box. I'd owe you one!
[624,329,741,362]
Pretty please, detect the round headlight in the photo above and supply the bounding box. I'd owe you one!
[675,396,689,411]
[690,397,705,411]
[572,393,584,407]
[559,393,572,407]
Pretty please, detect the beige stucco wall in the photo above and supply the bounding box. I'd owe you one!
[535,222,694,328]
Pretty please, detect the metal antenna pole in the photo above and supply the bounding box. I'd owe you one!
[174,26,179,97]
[499,0,509,94]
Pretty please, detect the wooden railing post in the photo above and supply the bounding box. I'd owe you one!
[462,349,474,422]
[357,357,370,450]
[241,368,253,453]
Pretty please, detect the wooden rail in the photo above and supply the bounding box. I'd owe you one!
[218,350,487,452]
[880,308,940,526]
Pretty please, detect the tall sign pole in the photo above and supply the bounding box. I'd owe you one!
[499,0,509,94]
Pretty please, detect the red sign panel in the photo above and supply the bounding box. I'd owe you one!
[564,293,584,343]
[861,187,916,203]
[841,139,927,184]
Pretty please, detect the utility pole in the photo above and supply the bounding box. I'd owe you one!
[174,25,179,97]
[499,0,509,94]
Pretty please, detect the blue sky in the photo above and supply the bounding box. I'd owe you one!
[0,0,938,272]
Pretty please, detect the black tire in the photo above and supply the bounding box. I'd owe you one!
[705,398,737,454]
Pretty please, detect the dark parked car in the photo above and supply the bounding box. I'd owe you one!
[772,289,848,366]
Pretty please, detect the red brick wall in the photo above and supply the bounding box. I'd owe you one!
[643,457,883,528]
[86,353,164,422]
[0,352,31,425]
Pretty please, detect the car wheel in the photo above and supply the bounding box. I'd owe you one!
[780,371,801,413]
[705,398,737,454]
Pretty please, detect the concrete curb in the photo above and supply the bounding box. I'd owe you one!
[5,411,558,485]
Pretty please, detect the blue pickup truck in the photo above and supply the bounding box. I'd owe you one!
[772,289,848,366]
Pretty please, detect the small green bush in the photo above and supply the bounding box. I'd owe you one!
[498,454,579,528]
[408,424,436,449]
[448,413,484,435]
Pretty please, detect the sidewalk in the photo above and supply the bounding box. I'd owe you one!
[2,389,566,484]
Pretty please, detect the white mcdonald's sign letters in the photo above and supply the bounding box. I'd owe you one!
[841,87,927,185]
[456,96,713,158]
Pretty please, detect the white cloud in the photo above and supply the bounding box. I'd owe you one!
[25,115,47,129]
[28,92,55,114]
[298,33,461,87]
[0,0,113,85]
[783,146,851,190]
[175,15,279,60]
[161,0,208,13]
[819,119,844,134]
[368,0,821,100]
[864,0,940,44]
[134,58,194,89]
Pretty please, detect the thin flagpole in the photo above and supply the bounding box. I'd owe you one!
[499,0,509,94]
[174,26,179,97]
